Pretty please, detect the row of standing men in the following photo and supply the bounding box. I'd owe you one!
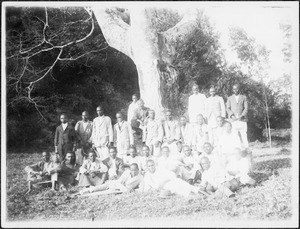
[54,83,249,164]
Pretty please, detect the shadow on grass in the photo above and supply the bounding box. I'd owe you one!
[251,157,291,184]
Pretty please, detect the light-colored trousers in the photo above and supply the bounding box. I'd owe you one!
[95,146,109,160]
[164,178,199,197]
[232,120,249,148]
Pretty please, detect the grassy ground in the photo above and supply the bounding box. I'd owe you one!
[6,138,293,222]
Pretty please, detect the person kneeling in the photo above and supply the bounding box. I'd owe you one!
[78,163,143,195]
[78,151,108,188]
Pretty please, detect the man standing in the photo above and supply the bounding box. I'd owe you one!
[75,111,93,165]
[162,109,180,155]
[188,84,207,124]
[127,94,139,123]
[131,99,149,137]
[113,112,134,160]
[54,114,77,162]
[206,86,226,130]
[226,84,249,148]
[90,106,113,160]
[143,110,164,157]
[179,116,194,148]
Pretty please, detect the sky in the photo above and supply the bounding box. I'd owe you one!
[203,5,296,82]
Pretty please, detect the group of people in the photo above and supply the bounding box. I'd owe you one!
[25,83,256,198]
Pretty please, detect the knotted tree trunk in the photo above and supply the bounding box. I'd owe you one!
[92,6,199,119]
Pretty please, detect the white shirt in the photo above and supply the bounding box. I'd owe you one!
[82,121,88,130]
[234,94,240,104]
[188,93,207,123]
[127,102,138,122]
[62,123,68,131]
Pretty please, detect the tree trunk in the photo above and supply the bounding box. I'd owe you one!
[92,6,198,119]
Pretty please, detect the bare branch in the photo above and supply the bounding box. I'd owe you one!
[58,46,108,61]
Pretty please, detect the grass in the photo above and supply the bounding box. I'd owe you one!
[5,138,293,223]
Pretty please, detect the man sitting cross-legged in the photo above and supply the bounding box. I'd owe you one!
[177,145,199,185]
[123,146,142,171]
[142,160,209,197]
[102,147,124,180]
[77,163,143,196]
[225,147,256,188]
[24,151,57,193]
[157,146,181,177]
[198,156,235,197]
[78,150,108,188]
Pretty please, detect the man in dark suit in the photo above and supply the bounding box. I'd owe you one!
[102,147,124,180]
[226,84,249,148]
[54,114,77,161]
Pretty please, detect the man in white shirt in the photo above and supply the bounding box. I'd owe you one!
[199,157,235,197]
[157,146,181,176]
[188,84,207,124]
[162,109,180,155]
[113,112,134,160]
[140,145,157,174]
[225,148,256,186]
[192,114,209,153]
[179,116,194,148]
[209,116,225,148]
[90,106,113,160]
[123,146,142,171]
[206,86,226,130]
[127,94,139,124]
[143,110,164,157]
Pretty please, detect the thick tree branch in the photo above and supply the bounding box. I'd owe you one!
[158,9,200,65]
[92,7,131,58]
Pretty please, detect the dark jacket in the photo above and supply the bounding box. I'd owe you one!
[54,124,76,149]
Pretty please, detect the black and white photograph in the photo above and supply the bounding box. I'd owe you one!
[1,1,299,228]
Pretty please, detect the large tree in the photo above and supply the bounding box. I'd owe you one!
[92,6,201,118]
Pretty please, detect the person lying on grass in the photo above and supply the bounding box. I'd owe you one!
[225,147,256,187]
[102,147,124,180]
[74,163,143,196]
[25,151,56,193]
[198,157,236,198]
[56,151,81,191]
[142,159,210,197]
[77,150,108,188]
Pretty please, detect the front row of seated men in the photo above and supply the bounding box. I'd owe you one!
[25,142,255,198]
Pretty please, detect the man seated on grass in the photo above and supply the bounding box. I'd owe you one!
[24,151,56,193]
[177,145,199,185]
[157,146,181,177]
[198,156,235,198]
[142,160,209,197]
[225,147,256,187]
[102,147,124,180]
[77,163,143,196]
[56,151,81,191]
[140,145,157,175]
[123,146,142,171]
[78,151,108,188]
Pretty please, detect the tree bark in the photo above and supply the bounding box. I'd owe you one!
[92,6,200,119]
